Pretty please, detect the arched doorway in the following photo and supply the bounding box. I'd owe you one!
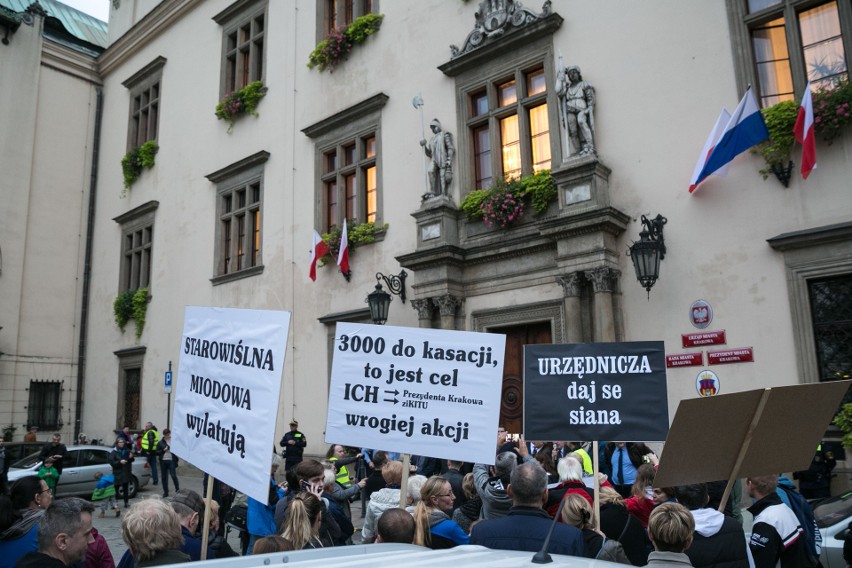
[495,322,552,435]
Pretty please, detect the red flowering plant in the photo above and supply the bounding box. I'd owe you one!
[215,81,267,133]
[812,78,852,143]
[479,178,525,229]
[460,170,556,229]
[308,14,384,72]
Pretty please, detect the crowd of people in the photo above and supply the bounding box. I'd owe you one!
[0,426,839,567]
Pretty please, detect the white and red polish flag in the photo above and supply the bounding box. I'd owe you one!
[309,230,329,282]
[793,82,817,180]
[337,218,350,275]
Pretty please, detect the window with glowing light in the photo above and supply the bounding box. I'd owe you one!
[465,66,552,189]
[729,0,850,107]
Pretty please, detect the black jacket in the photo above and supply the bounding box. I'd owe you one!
[686,513,750,568]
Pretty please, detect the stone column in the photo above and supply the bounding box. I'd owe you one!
[434,294,462,330]
[585,267,620,342]
[410,299,434,329]
[556,273,584,343]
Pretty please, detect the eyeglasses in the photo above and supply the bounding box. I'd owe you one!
[38,488,52,496]
[436,492,454,497]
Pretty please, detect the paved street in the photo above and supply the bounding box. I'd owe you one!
[92,467,367,562]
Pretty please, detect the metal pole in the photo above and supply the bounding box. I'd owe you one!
[413,95,429,195]
[166,361,172,431]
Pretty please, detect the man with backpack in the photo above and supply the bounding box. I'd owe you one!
[776,475,822,564]
[747,474,818,568]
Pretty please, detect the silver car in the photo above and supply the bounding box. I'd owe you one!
[816,491,852,568]
[7,444,152,498]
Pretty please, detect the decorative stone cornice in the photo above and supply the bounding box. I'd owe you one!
[440,9,562,77]
[450,0,553,59]
[410,299,434,320]
[434,294,462,317]
[556,272,583,297]
[42,40,102,85]
[585,267,620,293]
[302,93,389,139]
[98,0,203,76]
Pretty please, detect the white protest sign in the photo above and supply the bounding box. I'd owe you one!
[171,306,291,504]
[325,323,505,465]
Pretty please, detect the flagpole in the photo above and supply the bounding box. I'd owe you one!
[413,94,429,195]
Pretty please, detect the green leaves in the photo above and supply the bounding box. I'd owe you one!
[215,81,268,133]
[459,170,556,226]
[308,14,384,72]
[121,141,159,190]
[114,287,149,339]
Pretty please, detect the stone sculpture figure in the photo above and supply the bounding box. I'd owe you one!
[556,64,596,157]
[420,118,455,197]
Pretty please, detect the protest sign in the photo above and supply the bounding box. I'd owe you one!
[325,322,506,465]
[171,306,291,504]
[524,341,668,441]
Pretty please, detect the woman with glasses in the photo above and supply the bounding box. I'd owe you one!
[412,476,469,549]
[0,476,53,568]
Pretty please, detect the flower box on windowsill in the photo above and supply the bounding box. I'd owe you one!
[308,14,384,72]
[121,141,158,195]
[215,81,268,133]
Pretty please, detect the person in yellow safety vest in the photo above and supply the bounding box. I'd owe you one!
[140,421,160,486]
[572,445,593,476]
[325,444,362,489]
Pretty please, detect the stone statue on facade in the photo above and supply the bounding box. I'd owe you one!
[556,62,596,157]
[420,118,455,197]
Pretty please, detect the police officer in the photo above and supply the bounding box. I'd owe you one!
[140,421,160,485]
[279,420,307,471]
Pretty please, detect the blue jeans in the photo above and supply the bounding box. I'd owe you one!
[160,459,178,496]
[147,453,158,483]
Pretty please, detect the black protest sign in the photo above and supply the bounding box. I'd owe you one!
[524,341,668,442]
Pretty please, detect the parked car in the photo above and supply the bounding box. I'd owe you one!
[7,444,151,498]
[2,442,45,465]
[816,491,852,568]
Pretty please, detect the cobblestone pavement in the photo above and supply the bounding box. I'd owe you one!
[92,470,366,562]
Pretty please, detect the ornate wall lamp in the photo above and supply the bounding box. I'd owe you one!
[366,270,407,325]
[627,214,667,298]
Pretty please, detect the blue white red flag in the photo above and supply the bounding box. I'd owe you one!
[793,82,817,180]
[688,108,731,193]
[689,87,769,193]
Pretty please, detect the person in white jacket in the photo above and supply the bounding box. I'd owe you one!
[361,461,403,543]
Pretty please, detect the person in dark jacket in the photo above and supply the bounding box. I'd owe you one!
[471,462,584,557]
[108,438,134,509]
[598,485,649,566]
[15,498,93,568]
[676,482,750,568]
[279,421,307,471]
[38,434,68,486]
[120,498,189,567]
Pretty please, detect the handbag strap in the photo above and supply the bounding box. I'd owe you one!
[617,512,632,542]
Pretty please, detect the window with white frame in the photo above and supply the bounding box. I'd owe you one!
[303,94,387,233]
[123,57,166,151]
[214,0,267,97]
[729,0,852,107]
[206,151,269,283]
[113,201,158,293]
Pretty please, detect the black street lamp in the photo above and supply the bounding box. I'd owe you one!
[366,271,407,325]
[627,214,667,298]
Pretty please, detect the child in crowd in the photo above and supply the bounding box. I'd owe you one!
[624,463,657,528]
[92,471,120,517]
[37,458,59,491]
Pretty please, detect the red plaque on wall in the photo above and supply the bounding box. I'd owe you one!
[707,347,754,365]
[682,330,726,348]
[666,352,704,368]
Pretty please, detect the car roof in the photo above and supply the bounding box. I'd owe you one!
[180,544,620,567]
